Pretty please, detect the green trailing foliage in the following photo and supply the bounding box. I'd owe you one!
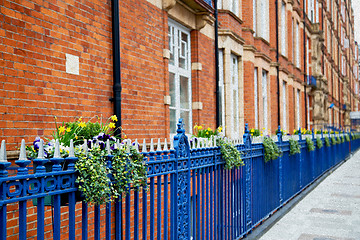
[217,138,244,169]
[75,145,147,206]
[111,147,147,198]
[306,138,315,152]
[289,138,301,156]
[324,137,331,147]
[345,134,350,142]
[331,136,337,145]
[263,137,282,162]
[340,136,345,143]
[316,137,323,149]
[75,147,113,205]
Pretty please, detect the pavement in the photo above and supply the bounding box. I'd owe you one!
[258,150,360,240]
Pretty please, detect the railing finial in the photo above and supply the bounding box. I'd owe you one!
[0,140,7,162]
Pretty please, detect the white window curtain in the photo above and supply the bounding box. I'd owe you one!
[282,81,287,130]
[254,68,259,129]
[219,50,225,129]
[262,70,268,134]
[296,22,300,68]
[168,19,192,134]
[281,1,286,56]
[296,89,300,130]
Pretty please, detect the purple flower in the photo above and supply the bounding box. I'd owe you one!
[33,137,41,150]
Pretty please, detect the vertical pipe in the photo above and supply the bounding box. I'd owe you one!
[111,0,122,135]
[275,0,281,127]
[214,0,220,127]
[304,0,308,129]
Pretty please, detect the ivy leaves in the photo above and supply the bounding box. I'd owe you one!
[75,146,147,206]
[306,138,315,152]
[263,137,282,162]
[289,138,301,155]
[217,138,244,169]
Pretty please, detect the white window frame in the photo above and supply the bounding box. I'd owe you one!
[253,0,257,35]
[168,19,192,134]
[231,54,240,138]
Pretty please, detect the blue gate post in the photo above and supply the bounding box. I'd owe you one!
[173,119,191,239]
[243,124,252,231]
[311,129,315,180]
[298,129,302,189]
[0,140,11,240]
[15,140,31,240]
[276,126,283,205]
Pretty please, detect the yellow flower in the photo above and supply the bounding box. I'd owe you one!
[78,117,82,122]
[75,136,78,140]
[108,122,116,129]
[110,115,118,122]
[198,126,203,130]
[218,126,223,132]
[124,135,127,139]
[251,129,254,133]
[66,127,71,132]
[207,127,212,131]
[78,122,86,128]
[293,129,297,134]
[59,126,65,134]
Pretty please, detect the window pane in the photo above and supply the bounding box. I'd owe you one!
[179,32,188,69]
[170,109,176,133]
[180,76,189,109]
[169,26,174,65]
[169,73,176,107]
[180,110,190,132]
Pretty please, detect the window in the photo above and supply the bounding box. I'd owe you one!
[258,0,269,41]
[168,20,192,134]
[296,89,300,130]
[262,70,268,134]
[296,21,300,68]
[231,54,239,138]
[307,95,310,129]
[280,1,286,56]
[230,0,239,15]
[253,0,257,35]
[219,50,225,129]
[254,68,259,128]
[282,81,287,130]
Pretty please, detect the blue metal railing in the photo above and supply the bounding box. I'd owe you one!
[0,122,359,240]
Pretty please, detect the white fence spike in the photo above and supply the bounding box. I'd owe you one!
[163,139,168,151]
[214,136,217,147]
[192,139,196,149]
[0,140,7,162]
[134,139,139,152]
[18,139,27,161]
[170,138,174,150]
[54,139,61,158]
[69,139,75,158]
[83,140,88,155]
[142,139,147,152]
[150,139,155,152]
[37,139,45,159]
[197,139,201,148]
[156,139,162,151]
[106,139,111,155]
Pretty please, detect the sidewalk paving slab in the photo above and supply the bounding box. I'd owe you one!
[257,150,360,240]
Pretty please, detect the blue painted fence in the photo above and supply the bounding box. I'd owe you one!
[0,120,359,240]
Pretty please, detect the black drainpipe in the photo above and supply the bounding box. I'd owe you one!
[214,0,220,127]
[111,0,122,136]
[303,1,308,129]
[275,0,280,127]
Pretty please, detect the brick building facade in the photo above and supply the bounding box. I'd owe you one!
[1,0,359,149]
